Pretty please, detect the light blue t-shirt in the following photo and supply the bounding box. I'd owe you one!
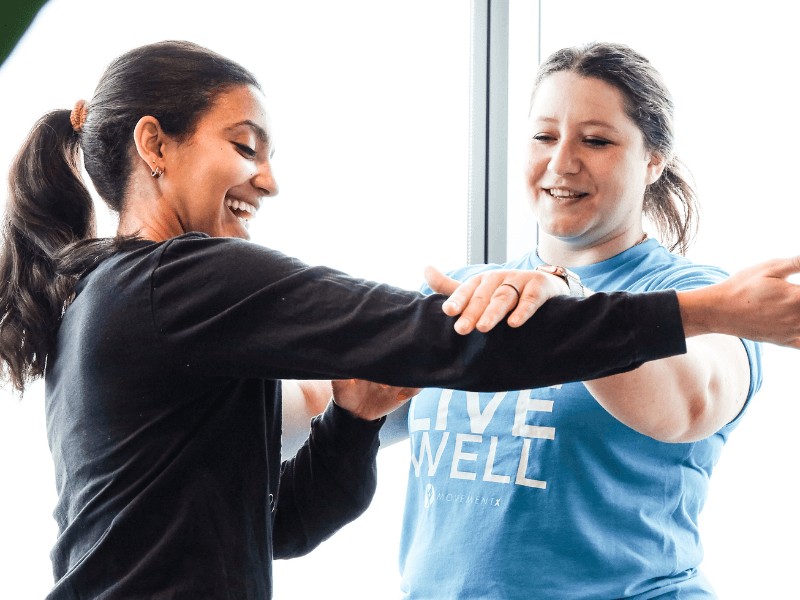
[399,239,762,599]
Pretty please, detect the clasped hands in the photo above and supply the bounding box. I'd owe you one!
[427,257,800,347]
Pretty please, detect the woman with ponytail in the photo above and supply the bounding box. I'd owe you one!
[0,40,798,599]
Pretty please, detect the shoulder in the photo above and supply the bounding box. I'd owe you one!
[150,234,320,328]
[155,233,310,285]
[159,233,283,263]
[623,245,730,292]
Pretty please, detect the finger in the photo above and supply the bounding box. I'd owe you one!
[452,277,509,334]
[506,289,543,328]
[474,285,522,332]
[505,276,554,327]
[424,266,460,296]
[442,276,482,319]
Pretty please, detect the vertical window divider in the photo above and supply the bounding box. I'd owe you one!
[468,0,509,265]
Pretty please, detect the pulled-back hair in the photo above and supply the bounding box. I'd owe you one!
[532,42,698,255]
[0,40,260,392]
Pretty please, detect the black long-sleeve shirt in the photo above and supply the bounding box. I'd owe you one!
[45,233,685,599]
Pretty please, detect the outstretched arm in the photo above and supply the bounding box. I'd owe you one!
[599,256,800,442]
[427,256,800,349]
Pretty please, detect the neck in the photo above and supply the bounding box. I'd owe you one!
[118,207,183,242]
[537,230,648,267]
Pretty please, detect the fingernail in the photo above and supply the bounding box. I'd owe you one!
[444,300,459,312]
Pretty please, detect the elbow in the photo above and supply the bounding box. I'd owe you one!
[645,391,719,444]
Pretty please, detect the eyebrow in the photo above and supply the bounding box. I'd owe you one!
[535,116,621,134]
[226,120,274,154]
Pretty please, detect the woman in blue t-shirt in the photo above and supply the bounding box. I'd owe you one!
[379,42,778,598]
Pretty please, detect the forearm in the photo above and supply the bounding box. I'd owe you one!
[677,286,726,338]
[676,259,800,347]
[272,400,382,559]
[584,333,750,442]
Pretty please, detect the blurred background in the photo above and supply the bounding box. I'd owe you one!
[0,1,797,597]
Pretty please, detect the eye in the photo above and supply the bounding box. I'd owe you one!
[584,137,611,148]
[532,133,555,143]
[234,142,257,158]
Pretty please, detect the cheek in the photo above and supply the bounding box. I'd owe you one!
[590,154,631,194]
[524,150,547,187]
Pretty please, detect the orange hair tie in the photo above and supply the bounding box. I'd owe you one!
[70,99,88,132]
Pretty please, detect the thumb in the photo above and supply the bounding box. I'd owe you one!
[763,255,800,280]
[424,265,459,295]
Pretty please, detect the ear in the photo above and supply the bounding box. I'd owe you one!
[645,151,667,186]
[133,116,166,175]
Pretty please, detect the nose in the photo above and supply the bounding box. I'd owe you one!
[548,140,580,176]
[253,158,279,198]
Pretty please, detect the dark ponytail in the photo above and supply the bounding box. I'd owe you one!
[1,40,260,393]
[643,155,697,255]
[0,109,105,392]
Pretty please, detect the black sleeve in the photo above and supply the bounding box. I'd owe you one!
[271,400,383,558]
[152,235,686,390]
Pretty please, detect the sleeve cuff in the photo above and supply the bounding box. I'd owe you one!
[310,399,384,456]
[627,289,687,362]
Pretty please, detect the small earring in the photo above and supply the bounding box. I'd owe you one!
[151,166,163,178]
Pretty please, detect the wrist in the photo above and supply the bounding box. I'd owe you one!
[331,396,386,424]
[676,286,719,338]
[535,264,585,298]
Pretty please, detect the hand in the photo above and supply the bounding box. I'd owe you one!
[678,255,800,348]
[331,379,421,421]
[424,265,571,335]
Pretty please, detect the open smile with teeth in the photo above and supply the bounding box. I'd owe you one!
[226,199,257,226]
[547,188,587,199]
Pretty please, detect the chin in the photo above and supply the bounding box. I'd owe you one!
[539,221,587,240]
[235,224,252,240]
[227,228,250,240]
[219,219,251,240]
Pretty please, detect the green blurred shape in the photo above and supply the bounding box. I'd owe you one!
[1,0,49,67]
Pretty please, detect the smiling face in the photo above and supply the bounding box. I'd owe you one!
[158,84,278,240]
[525,71,664,264]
